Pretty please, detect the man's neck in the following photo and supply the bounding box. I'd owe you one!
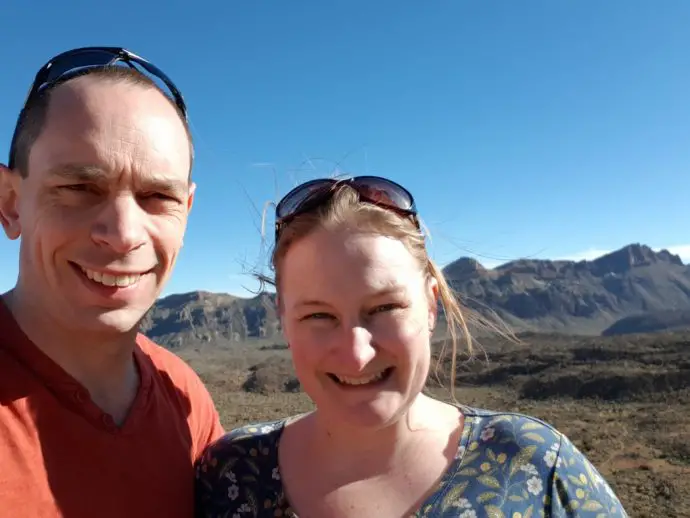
[3,289,141,425]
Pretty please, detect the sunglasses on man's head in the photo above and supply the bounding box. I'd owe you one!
[8,46,187,170]
[274,175,419,242]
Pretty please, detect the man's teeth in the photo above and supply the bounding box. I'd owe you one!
[81,267,141,287]
[335,370,387,386]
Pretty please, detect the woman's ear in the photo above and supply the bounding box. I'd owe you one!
[276,293,290,343]
[276,293,285,321]
[427,276,439,332]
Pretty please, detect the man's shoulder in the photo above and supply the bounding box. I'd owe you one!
[135,333,213,412]
[136,333,199,381]
[137,333,224,451]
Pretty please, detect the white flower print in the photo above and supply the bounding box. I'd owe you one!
[228,484,239,500]
[527,476,543,496]
[480,426,496,442]
[455,444,466,459]
[459,510,477,518]
[520,463,538,476]
[543,449,558,468]
[261,425,274,434]
[272,467,281,480]
[453,498,472,509]
[224,470,237,483]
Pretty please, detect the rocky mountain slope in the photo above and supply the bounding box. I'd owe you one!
[139,291,279,348]
[444,243,690,334]
[140,243,690,347]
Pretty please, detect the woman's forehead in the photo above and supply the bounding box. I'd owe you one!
[280,230,424,300]
[284,229,417,272]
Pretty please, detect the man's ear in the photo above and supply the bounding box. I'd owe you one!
[186,181,196,213]
[427,276,439,332]
[0,165,21,240]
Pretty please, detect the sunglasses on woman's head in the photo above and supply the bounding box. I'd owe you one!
[274,175,419,242]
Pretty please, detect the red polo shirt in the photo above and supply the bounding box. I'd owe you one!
[0,299,224,517]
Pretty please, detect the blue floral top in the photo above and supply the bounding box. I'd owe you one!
[194,406,629,517]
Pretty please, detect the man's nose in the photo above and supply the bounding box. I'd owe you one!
[336,326,377,372]
[91,195,147,253]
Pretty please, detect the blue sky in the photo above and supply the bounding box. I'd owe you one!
[1,1,689,298]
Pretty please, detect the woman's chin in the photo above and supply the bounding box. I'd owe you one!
[320,395,416,431]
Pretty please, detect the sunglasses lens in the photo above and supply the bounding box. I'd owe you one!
[274,176,418,248]
[354,177,414,211]
[276,180,332,218]
[38,49,185,118]
[42,50,120,84]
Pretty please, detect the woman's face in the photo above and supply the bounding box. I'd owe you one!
[279,227,437,430]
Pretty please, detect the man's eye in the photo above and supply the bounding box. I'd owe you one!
[60,184,89,192]
[140,192,179,202]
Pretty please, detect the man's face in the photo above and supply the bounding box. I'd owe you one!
[0,76,194,335]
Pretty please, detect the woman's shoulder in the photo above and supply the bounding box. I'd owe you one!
[456,406,567,477]
[462,405,556,427]
[195,418,287,482]
[197,418,287,464]
[194,419,289,516]
[455,405,563,452]
[436,406,628,516]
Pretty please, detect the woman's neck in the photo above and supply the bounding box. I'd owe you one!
[278,395,465,518]
[304,394,462,478]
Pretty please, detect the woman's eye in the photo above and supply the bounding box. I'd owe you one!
[302,312,334,321]
[372,303,402,314]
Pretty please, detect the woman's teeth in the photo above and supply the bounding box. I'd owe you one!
[334,369,389,386]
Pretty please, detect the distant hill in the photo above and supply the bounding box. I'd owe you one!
[140,243,690,347]
[602,309,690,336]
[443,243,690,335]
[139,291,279,348]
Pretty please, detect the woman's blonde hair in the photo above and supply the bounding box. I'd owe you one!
[260,183,508,398]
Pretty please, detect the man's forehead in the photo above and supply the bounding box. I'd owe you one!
[52,74,155,101]
[32,80,191,177]
[46,76,184,130]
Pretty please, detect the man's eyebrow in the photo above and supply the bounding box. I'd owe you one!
[140,176,188,195]
[47,164,109,182]
[46,164,188,194]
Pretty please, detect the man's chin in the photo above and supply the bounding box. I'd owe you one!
[69,306,151,337]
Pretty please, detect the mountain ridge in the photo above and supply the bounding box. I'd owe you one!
[141,243,690,347]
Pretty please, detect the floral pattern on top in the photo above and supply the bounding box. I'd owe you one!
[194,406,629,517]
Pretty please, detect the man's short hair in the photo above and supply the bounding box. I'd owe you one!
[11,66,194,178]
